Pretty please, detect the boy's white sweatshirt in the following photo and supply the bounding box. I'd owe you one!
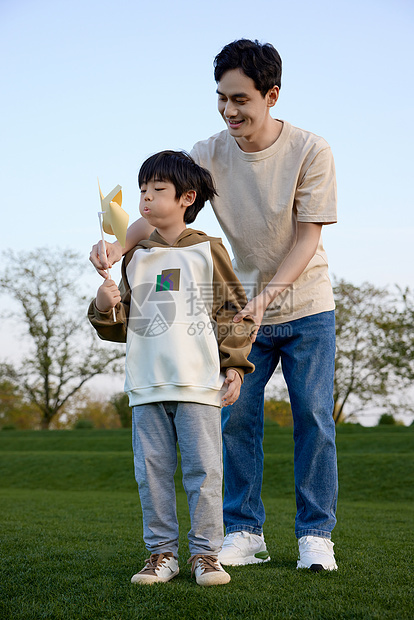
[88,228,254,407]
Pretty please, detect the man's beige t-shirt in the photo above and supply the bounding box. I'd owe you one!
[191,121,337,324]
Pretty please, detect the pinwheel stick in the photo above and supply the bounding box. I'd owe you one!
[98,211,117,322]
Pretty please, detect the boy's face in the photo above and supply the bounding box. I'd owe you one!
[217,68,278,145]
[139,179,189,229]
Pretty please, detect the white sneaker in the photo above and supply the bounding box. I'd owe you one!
[131,552,179,584]
[297,536,338,572]
[218,531,271,566]
[188,554,231,586]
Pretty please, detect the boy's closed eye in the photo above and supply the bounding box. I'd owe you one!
[139,185,167,193]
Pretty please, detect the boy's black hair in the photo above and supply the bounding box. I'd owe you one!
[138,150,217,224]
[214,39,282,97]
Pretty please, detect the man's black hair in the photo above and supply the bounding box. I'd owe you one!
[138,150,217,224]
[214,39,282,96]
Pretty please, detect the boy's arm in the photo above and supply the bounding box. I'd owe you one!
[210,240,255,381]
[221,368,242,407]
[87,257,132,342]
[89,217,155,278]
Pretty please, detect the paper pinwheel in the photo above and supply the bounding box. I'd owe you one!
[98,180,129,248]
[97,179,129,321]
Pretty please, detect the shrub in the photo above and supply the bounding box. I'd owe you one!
[378,413,397,425]
[264,399,292,427]
[74,419,95,430]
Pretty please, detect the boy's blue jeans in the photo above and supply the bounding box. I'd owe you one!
[222,310,338,540]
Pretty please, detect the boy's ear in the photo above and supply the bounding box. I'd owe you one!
[182,190,196,207]
[267,85,279,108]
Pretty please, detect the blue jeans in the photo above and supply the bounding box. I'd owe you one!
[222,310,338,540]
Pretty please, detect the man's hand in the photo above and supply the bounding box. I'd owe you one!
[96,279,121,312]
[222,369,242,407]
[89,240,123,278]
[232,223,323,343]
[233,293,269,343]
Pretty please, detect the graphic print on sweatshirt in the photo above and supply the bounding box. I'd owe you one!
[126,244,215,341]
[156,268,180,292]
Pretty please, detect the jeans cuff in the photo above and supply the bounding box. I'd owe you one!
[295,529,332,540]
[225,525,263,536]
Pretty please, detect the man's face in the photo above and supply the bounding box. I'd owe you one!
[216,69,278,145]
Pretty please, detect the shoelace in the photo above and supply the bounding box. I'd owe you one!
[140,553,172,574]
[188,554,220,575]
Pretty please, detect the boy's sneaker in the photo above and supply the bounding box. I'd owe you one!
[131,552,179,584]
[218,531,271,566]
[297,536,338,572]
[188,554,231,586]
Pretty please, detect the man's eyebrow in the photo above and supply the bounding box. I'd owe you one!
[216,89,249,98]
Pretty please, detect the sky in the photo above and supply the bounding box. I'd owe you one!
[0,0,413,411]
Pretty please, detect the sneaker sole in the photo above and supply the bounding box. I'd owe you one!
[219,553,271,566]
[131,568,180,584]
[297,561,337,571]
[196,573,231,586]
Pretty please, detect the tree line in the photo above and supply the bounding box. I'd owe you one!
[0,249,413,429]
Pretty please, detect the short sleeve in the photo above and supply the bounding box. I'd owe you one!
[190,143,201,165]
[296,147,337,224]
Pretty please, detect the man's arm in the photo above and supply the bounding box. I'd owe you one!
[89,217,154,278]
[210,240,256,381]
[233,222,323,339]
[235,143,337,340]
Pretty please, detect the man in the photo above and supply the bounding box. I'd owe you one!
[90,39,338,572]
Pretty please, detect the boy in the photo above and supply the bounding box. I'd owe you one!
[90,39,339,572]
[88,150,255,586]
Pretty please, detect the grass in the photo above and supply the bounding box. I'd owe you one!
[0,425,413,619]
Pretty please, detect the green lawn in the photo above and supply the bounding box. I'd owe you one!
[0,425,413,619]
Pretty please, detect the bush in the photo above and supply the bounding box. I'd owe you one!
[378,413,397,425]
[66,393,122,430]
[264,399,292,427]
[74,419,95,430]
[110,393,132,428]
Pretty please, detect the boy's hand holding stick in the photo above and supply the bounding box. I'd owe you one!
[96,179,129,321]
[97,211,117,321]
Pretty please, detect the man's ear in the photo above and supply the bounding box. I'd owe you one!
[182,190,196,207]
[267,85,279,108]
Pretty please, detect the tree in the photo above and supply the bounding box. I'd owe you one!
[378,413,397,426]
[111,392,132,428]
[333,279,414,424]
[0,378,40,429]
[0,248,125,429]
[70,392,122,429]
[378,286,414,384]
[264,398,292,427]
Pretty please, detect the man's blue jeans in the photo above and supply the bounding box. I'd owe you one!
[222,310,338,540]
